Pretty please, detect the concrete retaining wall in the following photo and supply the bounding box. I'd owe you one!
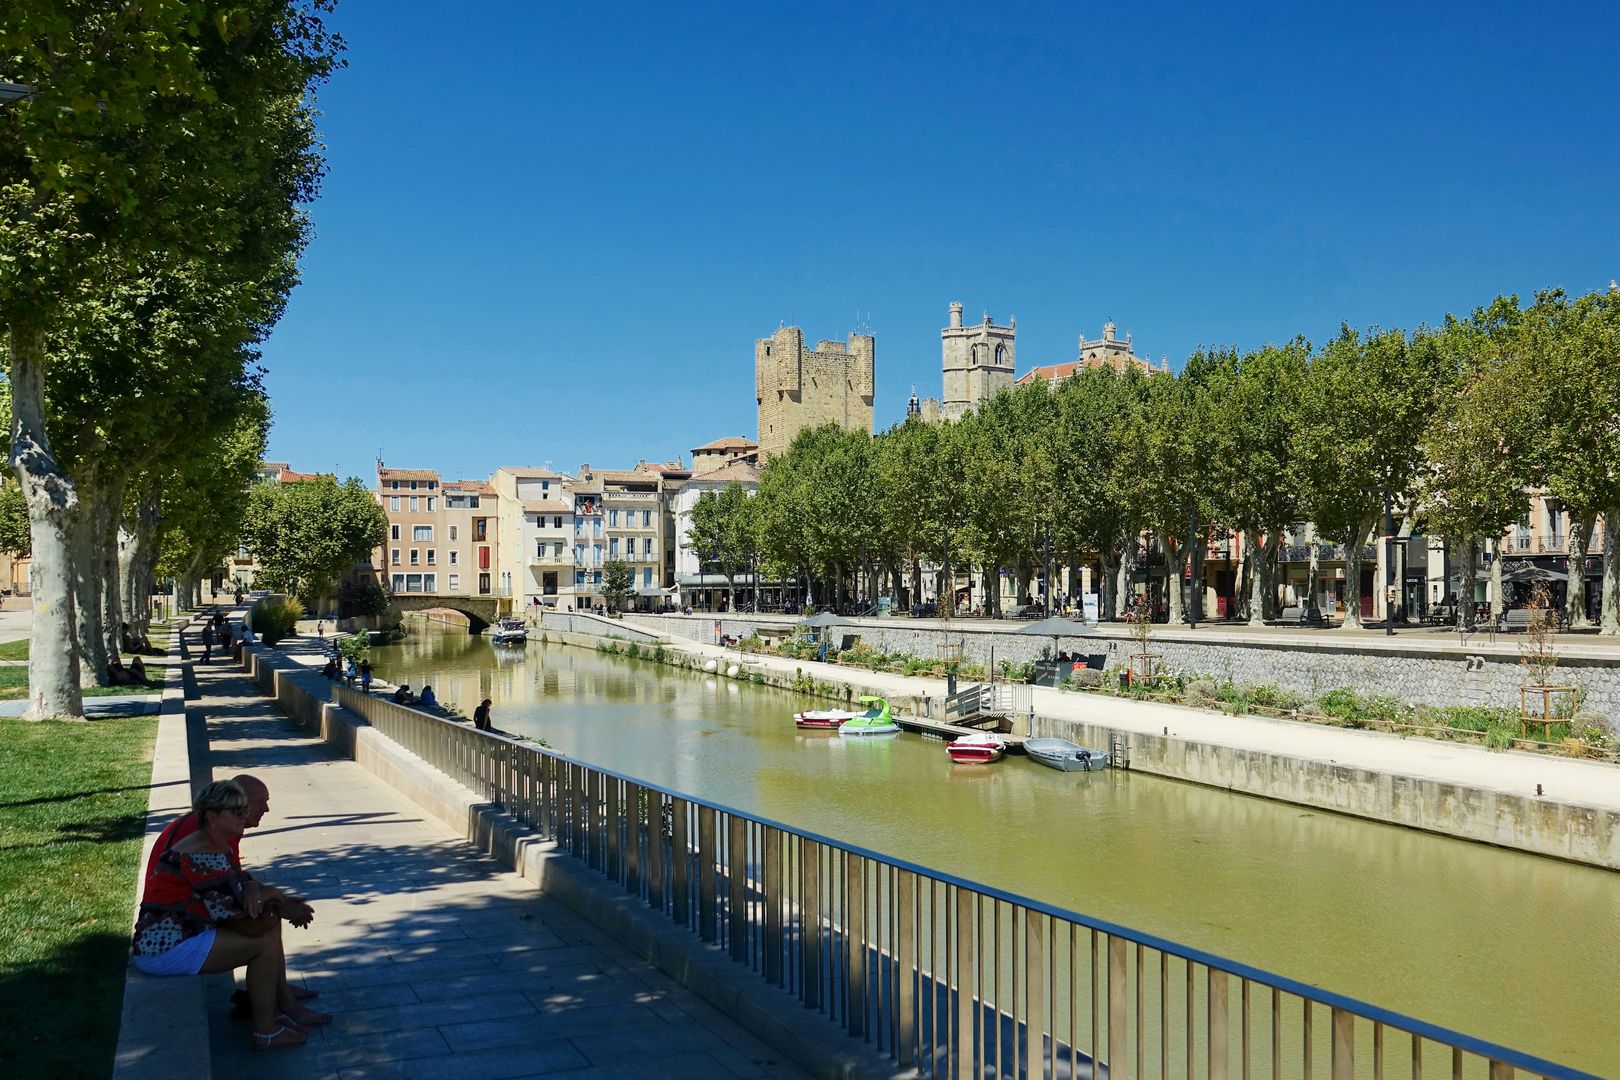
[621,613,1620,724]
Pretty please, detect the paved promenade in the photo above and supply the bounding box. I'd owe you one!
[188,635,805,1078]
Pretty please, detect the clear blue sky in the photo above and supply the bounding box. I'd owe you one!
[261,1,1620,482]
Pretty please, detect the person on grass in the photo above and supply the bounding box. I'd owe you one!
[133,781,330,1052]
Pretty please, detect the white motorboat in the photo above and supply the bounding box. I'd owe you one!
[1024,737,1109,772]
[491,617,528,646]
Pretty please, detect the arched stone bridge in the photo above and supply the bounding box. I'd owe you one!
[390,594,506,633]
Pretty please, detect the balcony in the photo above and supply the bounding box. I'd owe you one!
[1279,543,1378,563]
[1505,532,1600,556]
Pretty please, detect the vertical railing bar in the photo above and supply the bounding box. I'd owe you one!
[1332,1007,1353,1080]
[728,813,747,961]
[697,804,717,944]
[1209,967,1228,1080]
[1186,960,1194,1080]
[954,887,976,1080]
[1091,929,1100,1079]
[1108,936,1126,1080]
[1272,987,1282,1080]
[1452,1047,1463,1080]
[1373,1021,1384,1080]
[1069,924,1079,1080]
[1135,942,1143,1080]
[1304,998,1313,1080]
[1412,1032,1422,1080]
[1028,908,1045,1080]
[803,838,821,1011]
[1161,952,1169,1080]
[847,854,867,1038]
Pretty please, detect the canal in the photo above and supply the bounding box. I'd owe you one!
[373,630,1618,1072]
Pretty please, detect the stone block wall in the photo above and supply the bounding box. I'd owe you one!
[620,613,1620,724]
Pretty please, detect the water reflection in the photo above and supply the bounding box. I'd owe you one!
[372,631,1619,1070]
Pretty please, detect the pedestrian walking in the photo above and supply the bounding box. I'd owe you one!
[316,619,324,637]
[200,621,215,663]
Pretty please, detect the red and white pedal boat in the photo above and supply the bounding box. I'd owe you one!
[794,708,859,730]
[946,732,1006,764]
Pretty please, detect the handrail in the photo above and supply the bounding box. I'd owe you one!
[330,683,1594,1079]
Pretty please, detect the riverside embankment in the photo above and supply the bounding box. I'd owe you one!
[571,610,1620,870]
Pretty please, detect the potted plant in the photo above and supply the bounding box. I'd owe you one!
[1125,597,1162,685]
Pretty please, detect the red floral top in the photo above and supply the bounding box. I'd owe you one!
[131,848,248,957]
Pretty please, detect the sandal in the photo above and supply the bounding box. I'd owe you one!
[281,1008,332,1027]
[250,1024,307,1052]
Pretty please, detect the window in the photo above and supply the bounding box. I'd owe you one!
[391,549,400,565]
[593,544,602,566]
[410,549,420,565]
[995,343,1007,366]
[448,574,460,591]
[608,509,619,527]
[642,510,651,527]
[574,545,584,564]
[469,496,479,508]
[536,539,546,557]
[576,570,586,585]
[426,497,435,512]
[412,525,433,542]
[426,550,436,564]
[478,572,490,594]
[449,550,459,565]
[423,574,436,592]
[409,496,419,512]
[391,524,400,540]
[390,496,400,511]
[554,542,564,557]
[392,574,405,592]
[406,573,423,592]
[410,480,418,490]
[474,519,487,541]
[643,567,653,586]
[609,538,619,557]
[449,525,458,541]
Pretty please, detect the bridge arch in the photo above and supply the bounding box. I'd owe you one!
[389,595,504,634]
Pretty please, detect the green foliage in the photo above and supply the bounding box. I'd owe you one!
[336,633,370,664]
[240,476,387,606]
[602,559,632,612]
[338,576,391,618]
[0,479,27,557]
[252,596,304,645]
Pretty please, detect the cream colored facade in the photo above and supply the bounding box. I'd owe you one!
[376,466,449,596]
[755,326,874,458]
[440,480,498,600]
[491,466,573,611]
[691,436,757,475]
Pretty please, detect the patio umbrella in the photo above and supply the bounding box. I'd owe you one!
[1500,564,1567,584]
[799,611,846,629]
[1018,615,1101,659]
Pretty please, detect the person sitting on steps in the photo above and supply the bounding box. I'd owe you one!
[417,685,438,710]
[391,683,414,705]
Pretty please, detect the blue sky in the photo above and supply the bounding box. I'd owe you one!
[261,1,1620,482]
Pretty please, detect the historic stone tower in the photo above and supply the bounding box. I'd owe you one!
[940,301,1015,420]
[755,326,875,459]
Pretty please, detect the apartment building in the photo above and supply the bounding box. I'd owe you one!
[600,468,665,609]
[568,468,605,609]
[377,466,446,596]
[441,479,498,599]
[672,458,760,610]
[491,466,574,611]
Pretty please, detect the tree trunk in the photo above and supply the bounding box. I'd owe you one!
[97,481,126,663]
[1602,508,1620,636]
[1339,521,1373,631]
[1306,536,1321,609]
[1165,536,1184,625]
[1116,536,1137,614]
[1489,539,1504,617]
[1246,532,1266,627]
[72,479,111,686]
[1098,551,1117,621]
[1567,514,1596,629]
[7,322,84,720]
[1459,536,1479,632]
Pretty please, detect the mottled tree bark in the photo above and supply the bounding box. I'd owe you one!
[7,322,84,719]
[1338,519,1375,631]
[1458,537,1479,633]
[1567,514,1596,629]
[1245,532,1265,627]
[1602,509,1620,636]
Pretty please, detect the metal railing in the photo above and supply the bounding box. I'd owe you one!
[331,686,1591,1080]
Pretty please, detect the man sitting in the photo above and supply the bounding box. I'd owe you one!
[391,683,414,705]
[143,774,321,1023]
[417,685,438,710]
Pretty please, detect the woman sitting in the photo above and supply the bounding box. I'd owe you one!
[128,656,148,685]
[131,780,330,1052]
[417,685,438,710]
[391,683,413,705]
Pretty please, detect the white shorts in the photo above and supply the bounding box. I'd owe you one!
[133,928,216,976]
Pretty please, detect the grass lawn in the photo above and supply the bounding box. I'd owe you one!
[0,640,26,660]
[0,669,165,701]
[0,715,158,1078]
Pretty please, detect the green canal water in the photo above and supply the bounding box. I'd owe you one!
[372,630,1619,1072]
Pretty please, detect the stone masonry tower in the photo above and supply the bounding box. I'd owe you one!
[941,301,1014,420]
[755,326,875,459]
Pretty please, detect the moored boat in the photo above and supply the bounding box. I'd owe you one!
[794,708,858,730]
[839,695,900,736]
[1024,737,1109,772]
[491,617,529,646]
[946,732,1006,764]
